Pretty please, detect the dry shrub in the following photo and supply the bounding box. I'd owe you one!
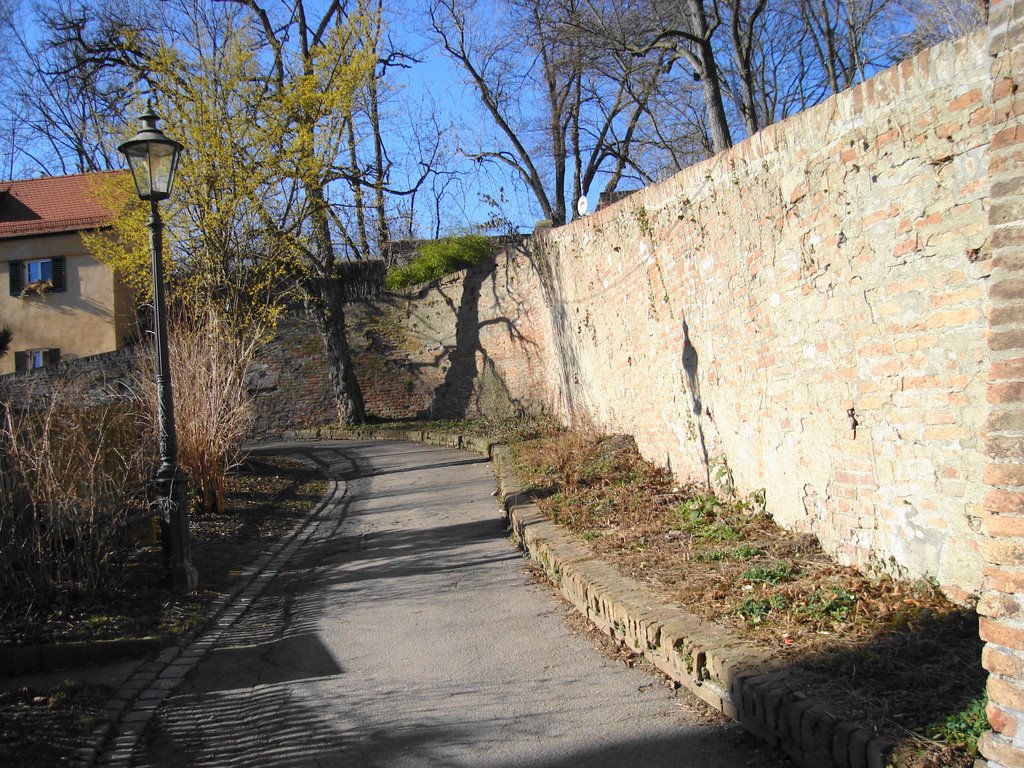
[139,311,259,515]
[0,379,150,604]
[513,430,675,529]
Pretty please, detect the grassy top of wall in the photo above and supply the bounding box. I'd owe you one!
[384,235,493,290]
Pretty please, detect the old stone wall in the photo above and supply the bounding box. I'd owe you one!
[532,34,993,598]
[977,2,1024,765]
[355,33,995,600]
[247,313,336,437]
[0,347,139,404]
[347,249,558,421]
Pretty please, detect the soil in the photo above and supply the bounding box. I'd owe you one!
[0,681,111,767]
[509,429,987,768]
[0,455,327,767]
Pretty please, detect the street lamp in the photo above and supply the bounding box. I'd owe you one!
[119,101,197,592]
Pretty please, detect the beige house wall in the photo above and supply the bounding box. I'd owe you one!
[0,231,133,375]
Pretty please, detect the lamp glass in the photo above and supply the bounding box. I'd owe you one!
[120,138,181,200]
[122,144,152,199]
[149,141,180,198]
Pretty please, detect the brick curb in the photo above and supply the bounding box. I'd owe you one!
[77,456,345,768]
[308,427,895,768]
[489,445,894,768]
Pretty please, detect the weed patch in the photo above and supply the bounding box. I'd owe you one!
[741,562,796,585]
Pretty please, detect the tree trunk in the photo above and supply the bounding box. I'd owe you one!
[698,36,733,153]
[306,279,366,426]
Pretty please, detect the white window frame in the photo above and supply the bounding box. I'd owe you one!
[25,259,54,284]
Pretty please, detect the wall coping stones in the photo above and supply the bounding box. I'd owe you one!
[308,426,897,768]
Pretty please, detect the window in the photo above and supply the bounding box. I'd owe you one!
[8,257,66,296]
[26,259,52,283]
[14,348,60,372]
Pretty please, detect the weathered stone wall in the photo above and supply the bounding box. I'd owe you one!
[533,34,993,598]
[0,347,138,404]
[347,249,558,421]
[248,313,336,437]
[354,34,995,600]
[977,2,1024,766]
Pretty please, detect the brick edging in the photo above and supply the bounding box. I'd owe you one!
[311,427,895,768]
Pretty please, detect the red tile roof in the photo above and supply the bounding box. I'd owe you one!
[0,171,125,240]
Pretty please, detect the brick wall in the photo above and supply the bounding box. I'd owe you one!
[348,249,558,421]
[977,2,1024,766]
[356,33,995,599]
[528,33,993,597]
[248,312,336,437]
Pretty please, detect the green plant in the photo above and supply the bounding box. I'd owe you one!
[737,595,789,626]
[672,493,723,529]
[161,598,207,635]
[731,544,764,560]
[581,530,604,541]
[384,235,493,289]
[634,205,653,236]
[701,522,743,542]
[799,587,858,623]
[747,488,767,515]
[672,492,743,541]
[927,694,988,754]
[742,562,796,585]
[710,455,735,498]
[693,549,727,562]
[47,680,85,709]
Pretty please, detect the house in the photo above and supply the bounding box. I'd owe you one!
[0,171,136,375]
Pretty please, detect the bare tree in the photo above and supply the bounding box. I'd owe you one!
[899,0,986,52]
[719,0,768,135]
[797,0,901,94]
[25,0,437,424]
[2,0,163,176]
[0,0,16,177]
[429,0,668,226]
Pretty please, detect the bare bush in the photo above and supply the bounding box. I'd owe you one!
[138,311,260,516]
[901,0,987,52]
[0,379,150,603]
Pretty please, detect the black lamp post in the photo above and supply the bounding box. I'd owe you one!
[118,101,197,592]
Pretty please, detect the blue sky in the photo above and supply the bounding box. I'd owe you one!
[1,0,940,238]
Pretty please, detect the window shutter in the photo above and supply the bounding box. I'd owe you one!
[45,348,61,366]
[51,257,66,293]
[9,261,22,296]
[13,351,25,372]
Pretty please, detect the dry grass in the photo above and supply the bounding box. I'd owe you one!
[138,311,260,515]
[510,429,986,768]
[0,378,149,603]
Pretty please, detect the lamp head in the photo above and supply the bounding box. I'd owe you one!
[117,101,183,201]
